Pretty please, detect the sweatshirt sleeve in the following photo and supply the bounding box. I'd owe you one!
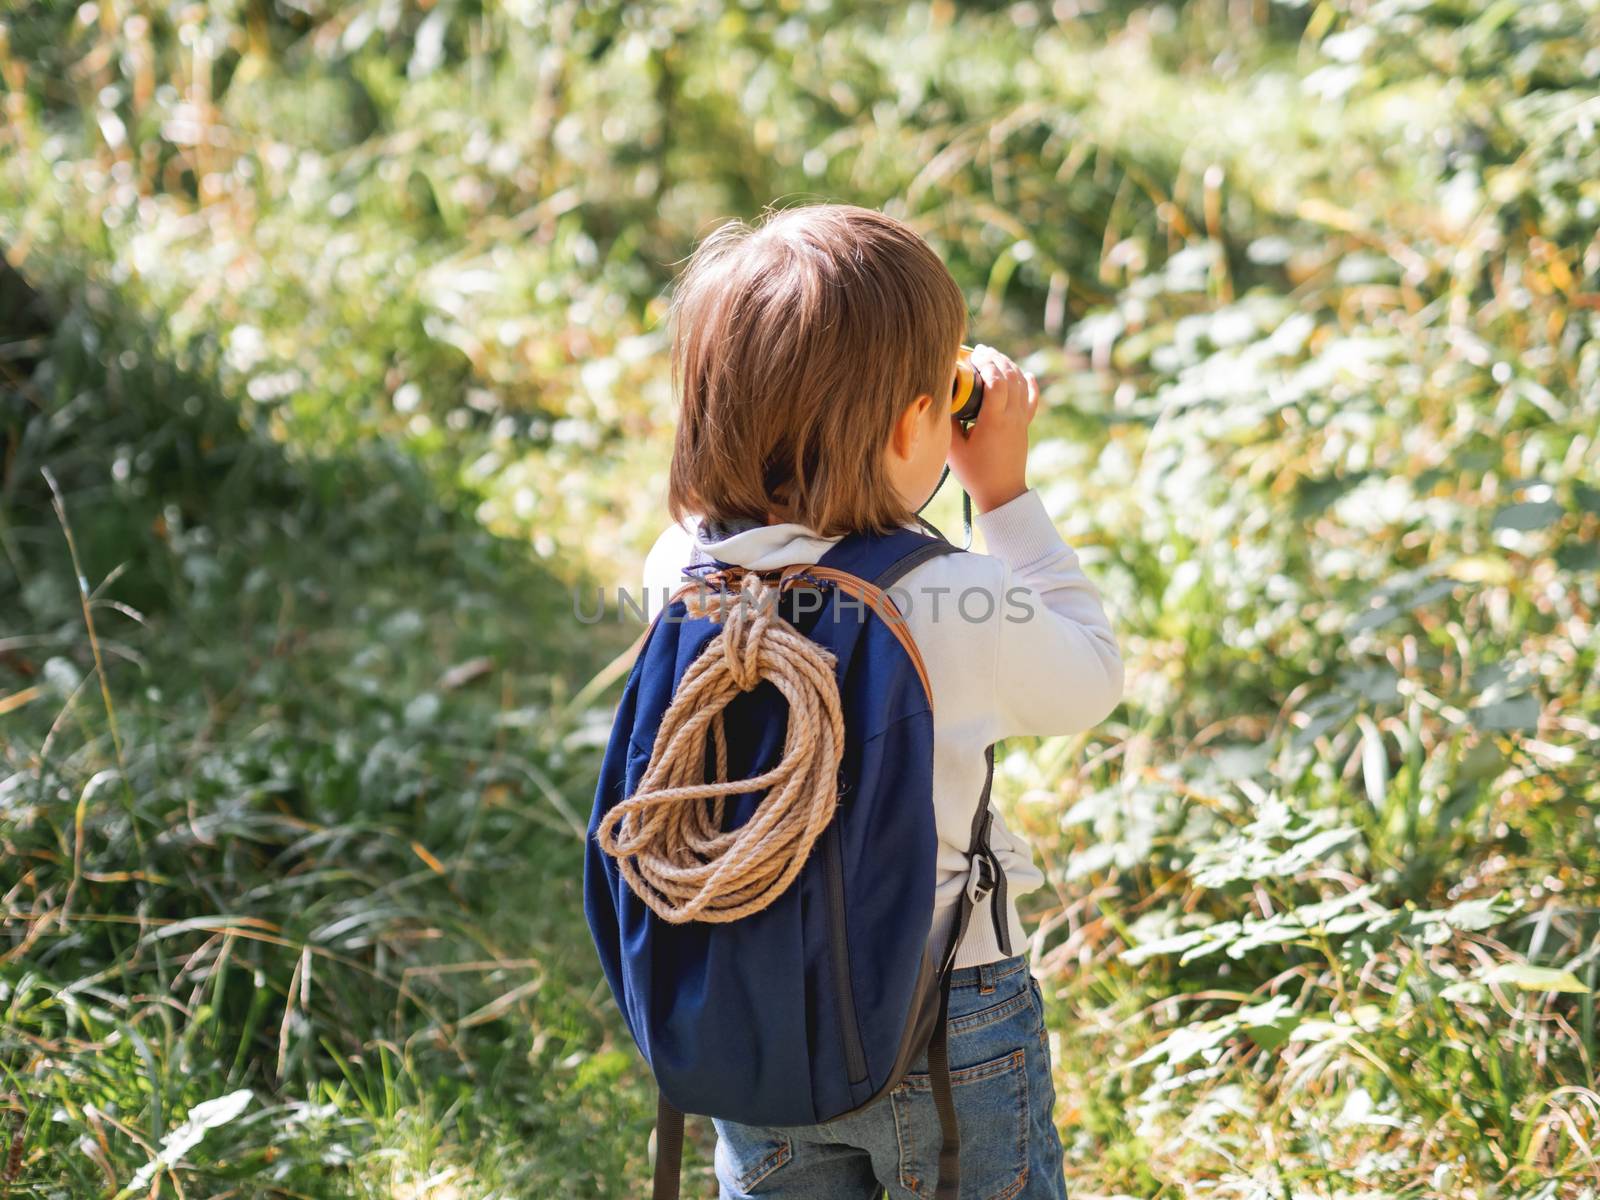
[974,488,1125,739]
[640,521,697,618]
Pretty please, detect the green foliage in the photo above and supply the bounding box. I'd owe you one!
[1,288,639,1193]
[3,0,1599,1195]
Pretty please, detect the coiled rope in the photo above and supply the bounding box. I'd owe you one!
[595,570,845,924]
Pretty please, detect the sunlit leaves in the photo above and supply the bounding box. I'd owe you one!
[1481,963,1591,994]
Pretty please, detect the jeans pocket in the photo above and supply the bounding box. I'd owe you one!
[948,985,1034,1038]
[891,1047,1029,1200]
[713,1119,793,1194]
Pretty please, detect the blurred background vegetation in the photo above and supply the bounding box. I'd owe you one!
[2,0,1598,1195]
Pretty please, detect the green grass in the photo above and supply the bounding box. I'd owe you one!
[3,284,648,1194]
[3,0,1600,1196]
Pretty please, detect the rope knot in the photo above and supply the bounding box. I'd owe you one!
[685,571,783,692]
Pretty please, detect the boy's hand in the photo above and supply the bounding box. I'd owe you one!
[946,344,1039,513]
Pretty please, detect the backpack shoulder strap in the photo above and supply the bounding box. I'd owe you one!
[871,535,961,592]
[779,531,962,709]
[815,526,964,590]
[652,1094,684,1200]
[927,740,1009,1199]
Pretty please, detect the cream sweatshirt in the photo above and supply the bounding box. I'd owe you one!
[639,488,1125,969]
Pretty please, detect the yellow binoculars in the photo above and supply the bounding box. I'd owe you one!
[952,344,984,423]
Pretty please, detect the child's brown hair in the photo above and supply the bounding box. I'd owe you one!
[666,203,968,537]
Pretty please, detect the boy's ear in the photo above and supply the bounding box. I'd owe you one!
[890,392,936,460]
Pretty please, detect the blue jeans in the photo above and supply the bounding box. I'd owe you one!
[712,955,1068,1199]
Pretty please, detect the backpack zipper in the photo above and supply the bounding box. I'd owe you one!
[822,822,869,1084]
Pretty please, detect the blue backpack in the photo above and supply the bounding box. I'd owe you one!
[583,527,1012,1200]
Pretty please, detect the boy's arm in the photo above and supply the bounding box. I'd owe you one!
[976,488,1125,739]
[641,521,696,617]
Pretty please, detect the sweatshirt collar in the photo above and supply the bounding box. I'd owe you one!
[690,516,841,571]
[688,512,929,572]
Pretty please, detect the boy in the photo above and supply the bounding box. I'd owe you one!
[639,203,1124,1198]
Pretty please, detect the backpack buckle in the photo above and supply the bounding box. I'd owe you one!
[964,852,997,906]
